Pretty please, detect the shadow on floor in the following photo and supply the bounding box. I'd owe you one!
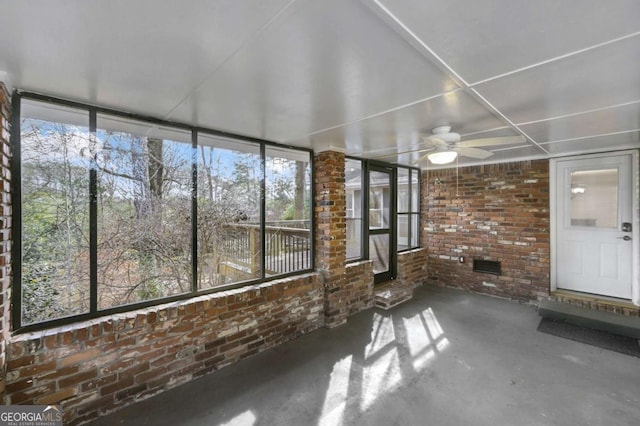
[90,285,640,426]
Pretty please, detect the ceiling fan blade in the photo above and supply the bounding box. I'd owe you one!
[456,147,494,159]
[423,136,448,147]
[372,151,406,159]
[457,135,525,148]
[372,146,437,159]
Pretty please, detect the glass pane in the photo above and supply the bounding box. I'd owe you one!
[96,115,193,309]
[346,159,362,260]
[397,168,409,212]
[411,214,420,248]
[369,234,390,275]
[346,218,362,260]
[397,214,409,251]
[411,170,420,212]
[265,147,312,276]
[197,134,261,289]
[369,171,390,229]
[570,169,618,228]
[20,100,91,324]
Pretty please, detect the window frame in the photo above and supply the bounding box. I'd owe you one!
[11,91,315,332]
[345,157,365,262]
[344,157,421,264]
[397,166,421,253]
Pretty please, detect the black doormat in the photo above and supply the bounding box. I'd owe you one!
[537,317,640,358]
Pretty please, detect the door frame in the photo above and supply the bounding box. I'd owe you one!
[365,162,397,284]
[550,150,640,305]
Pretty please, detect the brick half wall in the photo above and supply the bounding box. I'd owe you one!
[345,260,374,315]
[4,274,322,424]
[423,160,550,301]
[397,248,428,289]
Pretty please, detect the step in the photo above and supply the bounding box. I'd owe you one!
[538,300,640,339]
[374,286,413,310]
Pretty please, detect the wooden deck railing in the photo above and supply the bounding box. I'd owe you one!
[222,222,311,276]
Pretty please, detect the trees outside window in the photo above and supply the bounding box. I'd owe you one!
[15,96,312,330]
[20,102,91,324]
[265,147,311,276]
[197,135,261,289]
[96,116,193,309]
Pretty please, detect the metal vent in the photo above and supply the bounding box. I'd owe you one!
[473,259,501,275]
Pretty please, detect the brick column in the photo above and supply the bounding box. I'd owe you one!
[314,150,347,328]
[0,82,12,404]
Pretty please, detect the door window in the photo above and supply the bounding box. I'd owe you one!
[368,168,392,282]
[569,169,618,228]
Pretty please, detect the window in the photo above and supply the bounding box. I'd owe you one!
[569,169,618,228]
[345,159,421,266]
[19,101,91,324]
[197,134,262,289]
[265,147,312,275]
[397,167,421,251]
[96,115,194,309]
[13,94,313,330]
[345,159,363,260]
[369,171,390,229]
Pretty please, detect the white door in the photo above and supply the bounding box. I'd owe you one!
[554,154,634,299]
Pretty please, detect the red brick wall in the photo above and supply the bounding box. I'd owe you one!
[4,274,322,424]
[0,83,11,404]
[397,248,428,289]
[423,160,550,301]
[314,150,348,327]
[344,260,374,315]
[548,292,639,317]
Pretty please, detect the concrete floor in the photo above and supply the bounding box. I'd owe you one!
[90,285,640,426]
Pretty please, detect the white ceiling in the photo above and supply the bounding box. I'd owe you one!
[1,0,639,168]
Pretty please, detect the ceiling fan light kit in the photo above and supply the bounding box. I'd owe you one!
[428,150,458,164]
[411,125,527,167]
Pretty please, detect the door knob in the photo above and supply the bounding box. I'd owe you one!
[617,236,632,241]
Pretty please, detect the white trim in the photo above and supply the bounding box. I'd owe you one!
[550,158,558,292]
[550,150,639,305]
[632,150,640,306]
[538,129,640,145]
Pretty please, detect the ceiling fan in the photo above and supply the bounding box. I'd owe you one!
[413,126,525,165]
